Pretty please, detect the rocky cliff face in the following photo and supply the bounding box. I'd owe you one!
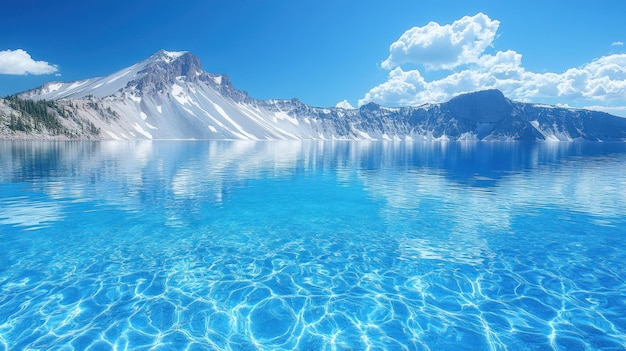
[3,50,625,141]
[442,89,513,123]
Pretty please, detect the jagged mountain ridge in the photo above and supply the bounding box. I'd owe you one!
[6,50,626,141]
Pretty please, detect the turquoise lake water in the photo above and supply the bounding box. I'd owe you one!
[1,141,625,350]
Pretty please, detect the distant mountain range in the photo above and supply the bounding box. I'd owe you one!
[1,50,626,141]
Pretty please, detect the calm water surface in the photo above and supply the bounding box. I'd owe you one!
[1,141,625,350]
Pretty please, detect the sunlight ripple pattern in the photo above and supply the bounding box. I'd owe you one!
[1,140,625,350]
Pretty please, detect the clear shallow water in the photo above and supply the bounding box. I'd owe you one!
[1,140,625,351]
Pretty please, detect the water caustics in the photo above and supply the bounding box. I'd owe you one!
[0,140,625,350]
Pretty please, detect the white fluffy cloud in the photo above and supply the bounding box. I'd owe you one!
[0,49,58,75]
[361,53,626,108]
[361,14,626,116]
[611,41,624,47]
[381,13,500,70]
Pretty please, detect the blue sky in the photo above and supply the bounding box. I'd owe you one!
[1,0,625,115]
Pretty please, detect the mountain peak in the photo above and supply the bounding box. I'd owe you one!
[153,49,188,62]
[447,89,508,107]
[13,51,626,142]
[154,49,189,59]
[131,50,204,92]
[443,89,512,123]
[144,50,202,75]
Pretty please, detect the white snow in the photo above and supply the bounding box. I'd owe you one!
[20,49,608,142]
[533,104,556,109]
[457,132,479,141]
[44,83,63,94]
[335,100,354,109]
[107,69,131,84]
[187,91,231,131]
[529,120,572,141]
[129,94,142,103]
[181,106,197,117]
[105,130,122,140]
[171,84,191,105]
[355,130,375,140]
[381,106,401,112]
[544,134,560,142]
[145,122,158,130]
[68,81,88,90]
[160,50,186,63]
[210,101,255,138]
[274,111,299,125]
[133,123,153,139]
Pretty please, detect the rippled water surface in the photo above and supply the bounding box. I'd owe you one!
[1,141,626,350]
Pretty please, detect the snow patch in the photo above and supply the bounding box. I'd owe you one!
[210,101,257,139]
[44,83,63,94]
[533,104,556,109]
[381,106,401,112]
[132,123,153,139]
[140,112,148,121]
[107,69,131,84]
[160,50,186,63]
[171,84,191,105]
[68,81,88,90]
[208,125,217,133]
[156,105,162,114]
[274,111,299,125]
[543,134,561,142]
[181,106,197,117]
[457,132,479,141]
[129,94,142,103]
[145,122,158,130]
[213,76,222,85]
[335,100,354,109]
[355,130,375,140]
[104,130,121,140]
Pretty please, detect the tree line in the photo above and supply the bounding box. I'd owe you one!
[4,96,100,137]
[5,95,67,134]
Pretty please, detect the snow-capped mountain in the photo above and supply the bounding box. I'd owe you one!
[9,50,626,141]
